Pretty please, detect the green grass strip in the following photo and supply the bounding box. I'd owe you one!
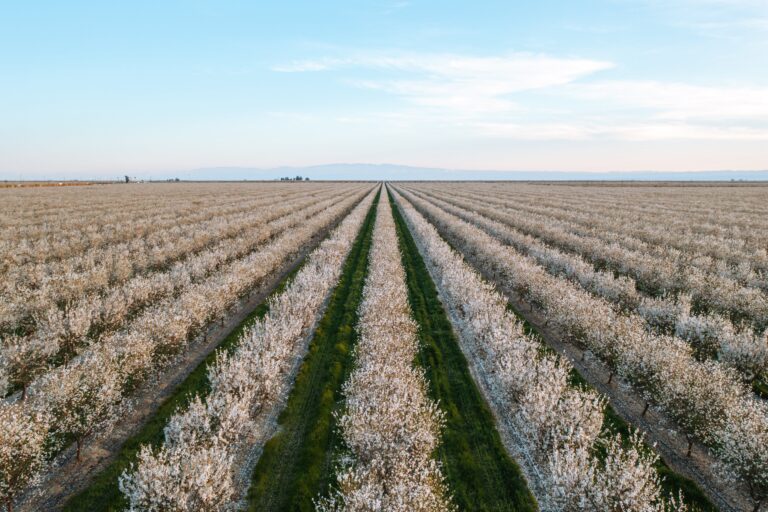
[62,242,311,511]
[245,191,378,512]
[406,195,716,512]
[390,192,538,512]
[754,378,768,399]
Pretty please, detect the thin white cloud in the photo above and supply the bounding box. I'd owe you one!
[275,52,613,113]
[476,122,594,140]
[274,53,613,84]
[567,80,768,121]
[476,121,768,141]
[382,1,410,14]
[639,0,768,33]
[272,59,342,72]
[678,0,767,6]
[607,123,768,140]
[273,50,768,143]
[687,18,768,30]
[640,0,768,9]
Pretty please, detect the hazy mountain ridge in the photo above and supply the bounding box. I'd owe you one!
[188,164,768,181]
[9,164,768,182]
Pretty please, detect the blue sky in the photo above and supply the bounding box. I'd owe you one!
[1,0,767,179]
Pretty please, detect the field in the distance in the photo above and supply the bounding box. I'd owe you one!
[1,181,766,512]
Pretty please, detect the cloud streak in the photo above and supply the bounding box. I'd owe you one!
[475,121,768,141]
[275,52,613,113]
[566,80,768,121]
[273,50,768,143]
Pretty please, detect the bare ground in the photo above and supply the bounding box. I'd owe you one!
[16,206,351,512]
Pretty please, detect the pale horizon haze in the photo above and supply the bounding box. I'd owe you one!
[1,1,767,180]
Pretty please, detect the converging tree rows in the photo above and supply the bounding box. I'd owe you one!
[317,191,451,511]
[2,181,766,512]
[394,183,768,512]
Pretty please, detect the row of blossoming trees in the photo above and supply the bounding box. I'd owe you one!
[404,186,768,385]
[1,185,364,398]
[420,182,768,290]
[0,183,374,512]
[3,181,767,511]
[409,183,768,329]
[317,193,452,511]
[395,184,768,512]
[390,187,684,511]
[1,184,349,333]
[118,191,376,510]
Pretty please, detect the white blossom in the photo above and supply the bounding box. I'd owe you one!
[390,187,677,511]
[318,192,452,512]
[120,190,377,510]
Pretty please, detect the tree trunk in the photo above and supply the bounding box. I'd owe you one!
[607,372,614,384]
[21,383,26,401]
[62,337,78,365]
[642,402,650,416]
[6,496,13,512]
[686,438,693,457]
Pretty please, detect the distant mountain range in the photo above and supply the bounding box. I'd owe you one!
[184,163,768,182]
[8,164,768,182]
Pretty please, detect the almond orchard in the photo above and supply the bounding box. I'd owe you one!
[1,181,765,512]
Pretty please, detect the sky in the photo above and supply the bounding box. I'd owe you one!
[1,0,767,180]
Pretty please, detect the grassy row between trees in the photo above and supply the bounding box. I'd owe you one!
[66,184,710,511]
[61,196,371,511]
[63,257,304,511]
[245,191,379,511]
[390,192,538,512]
[393,188,718,512]
[247,189,538,512]
[401,191,716,512]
